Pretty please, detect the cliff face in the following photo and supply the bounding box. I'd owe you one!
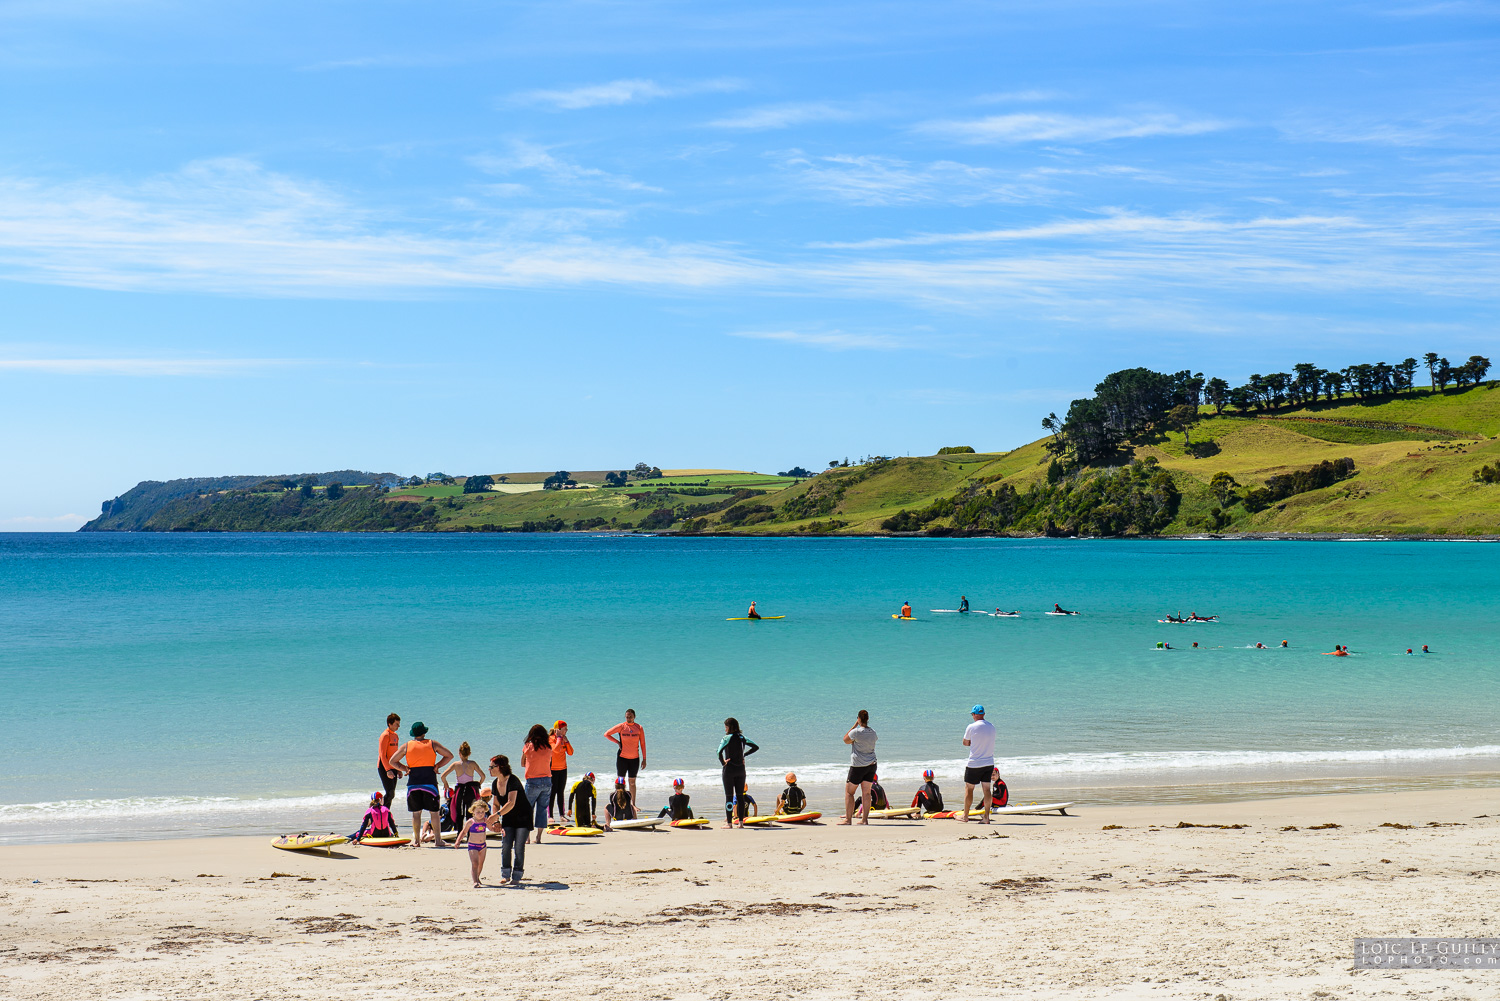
[81,472,401,531]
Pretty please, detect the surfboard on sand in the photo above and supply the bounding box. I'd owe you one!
[867,806,921,819]
[741,815,779,825]
[610,816,667,830]
[273,833,348,853]
[670,818,710,828]
[357,836,409,848]
[547,826,605,837]
[942,803,1075,818]
[773,811,821,823]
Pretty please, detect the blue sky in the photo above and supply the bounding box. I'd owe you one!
[3,0,1499,528]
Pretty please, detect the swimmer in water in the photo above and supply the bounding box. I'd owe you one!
[1280,640,1288,648]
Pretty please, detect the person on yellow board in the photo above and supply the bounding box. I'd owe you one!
[747,601,761,619]
[899,601,912,618]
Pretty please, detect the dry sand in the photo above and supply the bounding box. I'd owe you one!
[4,787,1498,999]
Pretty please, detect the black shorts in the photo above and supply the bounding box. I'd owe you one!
[616,755,640,779]
[847,763,877,785]
[407,788,440,812]
[963,766,992,785]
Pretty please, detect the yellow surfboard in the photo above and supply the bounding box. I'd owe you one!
[273,833,348,853]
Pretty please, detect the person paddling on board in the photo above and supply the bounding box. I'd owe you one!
[747,601,761,620]
[1054,603,1074,615]
[900,601,913,619]
[958,596,970,613]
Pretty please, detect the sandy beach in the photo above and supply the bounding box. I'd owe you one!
[4,786,1497,1000]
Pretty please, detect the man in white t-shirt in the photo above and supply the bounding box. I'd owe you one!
[960,704,997,824]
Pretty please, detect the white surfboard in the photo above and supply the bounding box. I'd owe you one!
[610,816,667,830]
[991,802,1074,816]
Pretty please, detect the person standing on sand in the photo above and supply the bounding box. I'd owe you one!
[840,710,877,825]
[604,709,647,806]
[548,721,573,822]
[377,713,402,834]
[441,742,484,825]
[489,754,531,886]
[387,722,454,846]
[959,705,996,824]
[717,717,759,829]
[521,724,554,844]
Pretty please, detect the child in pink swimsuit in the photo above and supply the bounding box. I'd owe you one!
[460,801,490,887]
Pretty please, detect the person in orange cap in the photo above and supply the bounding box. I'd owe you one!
[548,720,573,822]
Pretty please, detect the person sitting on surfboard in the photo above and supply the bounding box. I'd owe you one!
[747,601,761,620]
[776,773,807,815]
[658,778,694,821]
[569,772,597,829]
[990,767,1009,809]
[958,596,969,613]
[604,778,636,831]
[911,770,944,814]
[900,601,912,618]
[352,792,398,842]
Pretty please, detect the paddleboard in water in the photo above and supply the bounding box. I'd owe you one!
[725,616,785,620]
[774,811,821,823]
[1045,611,1079,616]
[273,833,348,852]
[891,614,917,620]
[930,609,973,613]
[670,818,710,828]
[358,837,409,848]
[992,612,1021,617]
[547,826,605,837]
[867,806,921,819]
[611,817,667,830]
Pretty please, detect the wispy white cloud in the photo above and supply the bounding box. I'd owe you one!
[469,140,662,192]
[729,329,902,350]
[812,212,1357,249]
[776,152,1045,206]
[510,77,742,110]
[918,111,1224,144]
[709,102,856,130]
[0,158,763,296]
[0,358,297,376]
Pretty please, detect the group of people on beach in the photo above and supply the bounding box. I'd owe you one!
[360,703,1010,888]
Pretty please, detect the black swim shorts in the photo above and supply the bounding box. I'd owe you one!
[616,755,640,779]
[407,788,441,813]
[846,763,877,785]
[963,765,991,785]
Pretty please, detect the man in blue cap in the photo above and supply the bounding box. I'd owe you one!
[960,705,996,824]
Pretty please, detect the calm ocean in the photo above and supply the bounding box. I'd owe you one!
[2,533,1497,843]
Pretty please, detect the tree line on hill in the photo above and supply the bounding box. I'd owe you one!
[1043,354,1492,468]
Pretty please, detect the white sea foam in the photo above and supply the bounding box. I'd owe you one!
[7,744,1498,823]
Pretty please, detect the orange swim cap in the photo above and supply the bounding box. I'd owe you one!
[785,772,797,783]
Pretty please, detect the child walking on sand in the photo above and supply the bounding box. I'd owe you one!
[460,800,490,887]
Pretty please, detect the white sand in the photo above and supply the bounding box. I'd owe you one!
[4,787,1498,999]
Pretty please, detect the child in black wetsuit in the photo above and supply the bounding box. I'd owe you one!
[604,778,635,830]
[911,769,944,814]
[776,772,807,815]
[658,778,694,820]
[568,772,598,828]
[854,775,889,812]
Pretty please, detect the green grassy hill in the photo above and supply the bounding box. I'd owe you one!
[81,386,1500,536]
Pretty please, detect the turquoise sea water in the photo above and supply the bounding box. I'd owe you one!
[2,533,1498,843]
